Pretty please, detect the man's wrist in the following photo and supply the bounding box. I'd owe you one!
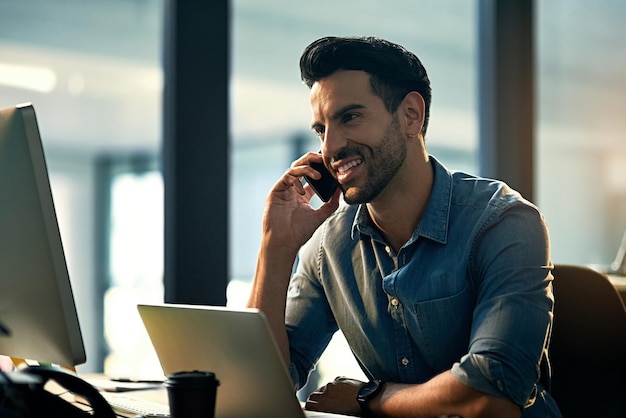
[357,379,384,417]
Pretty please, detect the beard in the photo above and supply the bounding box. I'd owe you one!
[340,115,407,205]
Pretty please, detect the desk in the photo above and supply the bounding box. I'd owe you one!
[75,374,168,417]
[75,374,355,418]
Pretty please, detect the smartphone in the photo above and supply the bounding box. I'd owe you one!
[304,160,339,202]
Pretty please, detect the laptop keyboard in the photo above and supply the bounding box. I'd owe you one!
[101,391,170,417]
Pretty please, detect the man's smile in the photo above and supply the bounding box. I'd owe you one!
[334,157,363,182]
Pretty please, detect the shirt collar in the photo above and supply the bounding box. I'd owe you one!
[351,156,451,245]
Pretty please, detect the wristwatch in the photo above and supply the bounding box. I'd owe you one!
[357,379,383,417]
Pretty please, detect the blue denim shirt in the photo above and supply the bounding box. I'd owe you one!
[286,157,561,417]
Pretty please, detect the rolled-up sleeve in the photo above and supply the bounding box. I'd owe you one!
[451,202,554,407]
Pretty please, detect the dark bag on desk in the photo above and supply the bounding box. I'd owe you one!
[0,365,115,418]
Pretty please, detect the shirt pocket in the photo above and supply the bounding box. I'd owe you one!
[405,285,474,373]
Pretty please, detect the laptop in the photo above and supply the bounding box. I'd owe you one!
[136,303,351,418]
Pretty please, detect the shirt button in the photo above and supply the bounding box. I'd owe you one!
[401,357,410,366]
[391,298,399,307]
[385,245,392,255]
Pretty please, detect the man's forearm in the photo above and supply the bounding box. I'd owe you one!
[247,242,299,366]
[371,371,521,418]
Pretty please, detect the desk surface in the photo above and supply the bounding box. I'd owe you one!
[77,374,355,418]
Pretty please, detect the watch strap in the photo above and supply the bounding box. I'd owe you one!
[357,379,383,417]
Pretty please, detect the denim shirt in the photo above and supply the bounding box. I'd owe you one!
[286,157,562,417]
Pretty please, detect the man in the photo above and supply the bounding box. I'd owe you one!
[247,36,561,418]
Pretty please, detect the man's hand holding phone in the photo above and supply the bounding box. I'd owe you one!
[261,152,340,252]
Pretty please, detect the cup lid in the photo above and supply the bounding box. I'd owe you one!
[166,370,219,387]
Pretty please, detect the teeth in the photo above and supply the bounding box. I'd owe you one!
[338,159,363,173]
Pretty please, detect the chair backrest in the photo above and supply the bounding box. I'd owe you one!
[549,264,626,417]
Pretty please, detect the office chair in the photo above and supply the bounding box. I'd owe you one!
[549,264,626,418]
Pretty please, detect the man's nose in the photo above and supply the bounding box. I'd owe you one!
[320,127,346,159]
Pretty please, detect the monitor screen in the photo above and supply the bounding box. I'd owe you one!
[0,103,85,367]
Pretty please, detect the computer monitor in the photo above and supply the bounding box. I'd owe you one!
[0,103,86,368]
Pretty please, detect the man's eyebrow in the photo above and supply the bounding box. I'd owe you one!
[310,103,366,130]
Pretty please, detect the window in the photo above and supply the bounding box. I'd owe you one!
[104,157,164,379]
[537,0,626,268]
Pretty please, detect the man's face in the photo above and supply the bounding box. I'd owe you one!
[309,70,407,204]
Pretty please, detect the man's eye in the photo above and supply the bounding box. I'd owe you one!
[313,127,325,139]
[342,113,358,123]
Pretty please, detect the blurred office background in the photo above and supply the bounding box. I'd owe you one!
[1,0,625,386]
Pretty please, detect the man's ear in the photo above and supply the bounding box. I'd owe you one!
[400,91,425,138]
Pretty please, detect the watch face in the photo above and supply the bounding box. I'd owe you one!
[358,379,382,401]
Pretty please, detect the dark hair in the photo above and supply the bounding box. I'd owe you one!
[300,36,432,136]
